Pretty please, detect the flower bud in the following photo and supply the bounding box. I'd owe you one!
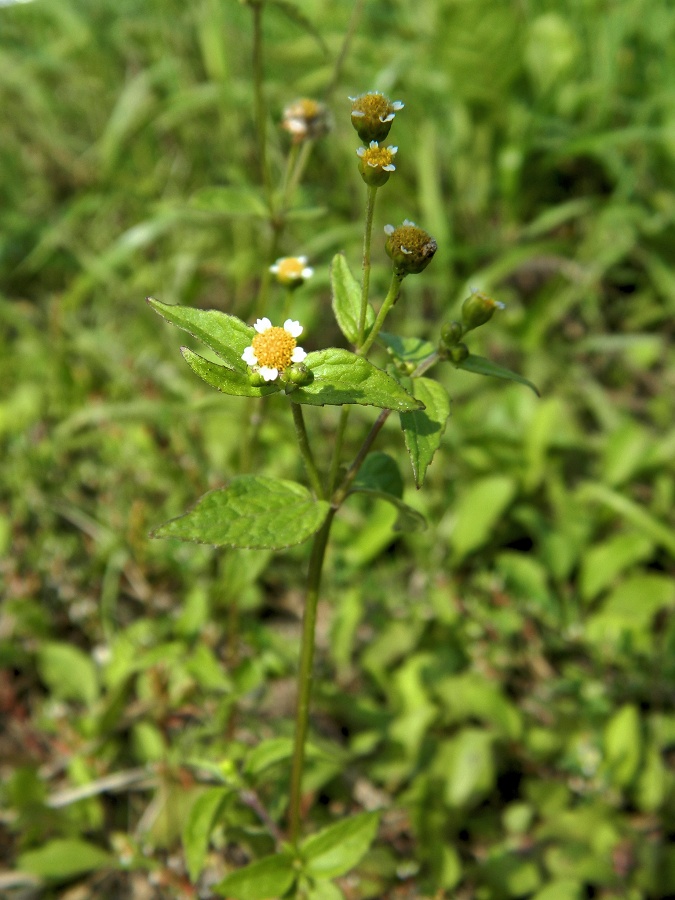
[285,362,312,385]
[384,220,437,275]
[248,369,268,387]
[461,290,505,332]
[282,98,331,143]
[440,320,463,347]
[449,343,469,365]
[349,92,404,143]
[356,141,397,187]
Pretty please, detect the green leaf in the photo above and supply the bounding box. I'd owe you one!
[244,738,294,777]
[450,475,517,562]
[18,839,113,881]
[378,332,436,366]
[330,254,374,345]
[37,642,99,705]
[350,453,427,532]
[354,452,403,498]
[576,482,675,556]
[152,476,331,549]
[181,348,280,397]
[456,353,540,396]
[436,728,495,808]
[604,704,642,788]
[302,812,379,880]
[399,377,450,487]
[189,185,269,218]
[147,298,253,371]
[349,487,427,533]
[183,787,231,882]
[215,853,296,900]
[292,349,422,411]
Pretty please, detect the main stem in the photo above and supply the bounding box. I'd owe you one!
[288,511,335,844]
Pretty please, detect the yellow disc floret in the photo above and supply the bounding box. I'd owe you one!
[251,327,298,371]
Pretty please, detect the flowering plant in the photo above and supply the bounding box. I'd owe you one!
[148,82,536,897]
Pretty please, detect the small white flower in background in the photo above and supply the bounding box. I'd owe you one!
[242,318,307,382]
[270,256,314,289]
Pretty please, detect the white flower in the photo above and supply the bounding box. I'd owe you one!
[241,318,307,382]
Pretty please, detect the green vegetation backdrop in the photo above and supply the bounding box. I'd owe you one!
[1,0,675,897]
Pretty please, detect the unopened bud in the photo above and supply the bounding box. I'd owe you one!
[384,220,437,275]
[285,362,312,385]
[440,321,464,347]
[449,343,469,365]
[461,290,505,332]
[248,369,268,387]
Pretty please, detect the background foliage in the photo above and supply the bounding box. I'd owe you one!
[2,0,675,897]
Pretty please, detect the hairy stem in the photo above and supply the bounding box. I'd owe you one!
[358,270,405,356]
[288,511,335,844]
[291,401,325,499]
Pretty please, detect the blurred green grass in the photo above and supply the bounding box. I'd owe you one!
[1,0,675,897]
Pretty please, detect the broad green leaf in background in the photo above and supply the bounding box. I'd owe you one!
[181,348,280,397]
[302,812,380,880]
[586,574,675,651]
[18,839,113,881]
[306,881,345,900]
[532,880,584,900]
[148,298,253,371]
[449,475,517,562]
[577,482,675,556]
[378,332,436,367]
[290,349,423,412]
[37,642,99,705]
[399,377,451,487]
[215,852,296,900]
[456,353,540,396]
[579,530,653,602]
[152,476,331,549]
[331,253,374,344]
[183,787,231,882]
[603,704,642,788]
[435,728,495,808]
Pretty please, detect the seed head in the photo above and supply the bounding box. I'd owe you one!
[349,92,404,143]
[384,220,437,275]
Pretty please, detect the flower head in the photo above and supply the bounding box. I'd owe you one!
[350,92,404,143]
[356,141,397,187]
[384,219,437,275]
[241,318,307,382]
[282,98,331,143]
[270,256,314,289]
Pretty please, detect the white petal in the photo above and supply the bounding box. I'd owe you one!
[254,317,272,333]
[291,347,307,363]
[392,101,404,110]
[301,267,314,278]
[351,109,365,117]
[403,218,416,226]
[269,264,279,274]
[384,224,395,235]
[242,346,258,365]
[380,112,395,123]
[297,256,308,264]
[356,147,365,157]
[388,146,398,154]
[259,366,278,381]
[383,164,396,171]
[283,319,303,337]
[369,140,379,149]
